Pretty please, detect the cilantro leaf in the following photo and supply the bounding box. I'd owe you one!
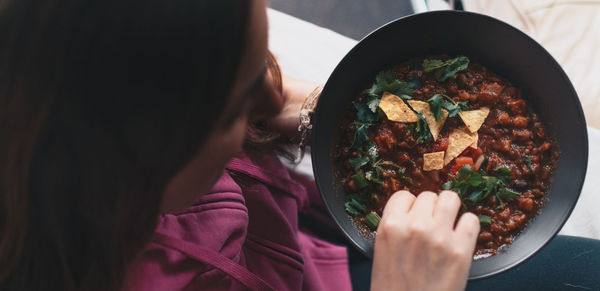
[497,187,519,203]
[494,166,512,185]
[407,73,422,89]
[423,59,446,72]
[427,94,444,120]
[351,172,369,189]
[439,94,468,118]
[422,56,470,81]
[366,98,380,113]
[413,113,432,144]
[445,165,520,204]
[365,70,414,98]
[354,102,378,123]
[352,122,369,149]
[349,155,370,170]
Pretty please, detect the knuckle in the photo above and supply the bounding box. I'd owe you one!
[407,221,429,237]
[418,191,438,200]
[439,190,460,203]
[378,217,407,239]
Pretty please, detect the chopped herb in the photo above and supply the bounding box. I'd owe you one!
[366,97,380,113]
[363,211,381,230]
[479,215,492,225]
[524,156,534,174]
[414,113,433,144]
[354,102,379,123]
[444,165,520,204]
[366,143,379,160]
[352,122,370,149]
[427,94,444,120]
[349,155,370,170]
[494,166,512,185]
[345,198,366,217]
[365,70,414,98]
[423,56,470,82]
[497,187,519,203]
[407,73,422,89]
[365,170,383,184]
[351,172,370,189]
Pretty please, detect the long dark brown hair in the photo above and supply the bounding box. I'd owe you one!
[0,0,253,290]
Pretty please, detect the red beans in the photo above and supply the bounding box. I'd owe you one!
[513,129,533,142]
[512,116,529,128]
[478,82,504,105]
[497,111,511,126]
[519,198,535,212]
[478,232,493,243]
[507,99,527,114]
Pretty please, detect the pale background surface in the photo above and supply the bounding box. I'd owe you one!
[267,3,600,240]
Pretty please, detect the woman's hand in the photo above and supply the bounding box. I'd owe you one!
[269,75,321,140]
[371,190,480,291]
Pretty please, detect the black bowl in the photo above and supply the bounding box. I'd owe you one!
[311,10,588,279]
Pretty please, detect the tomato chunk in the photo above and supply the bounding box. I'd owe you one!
[451,156,474,173]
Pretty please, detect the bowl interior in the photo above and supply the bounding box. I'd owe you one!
[311,11,588,279]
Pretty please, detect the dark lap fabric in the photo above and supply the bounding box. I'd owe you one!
[347,235,600,291]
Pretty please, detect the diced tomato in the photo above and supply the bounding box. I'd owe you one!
[433,137,449,152]
[451,156,474,174]
[469,147,483,160]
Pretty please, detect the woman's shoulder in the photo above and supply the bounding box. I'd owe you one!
[124,170,250,291]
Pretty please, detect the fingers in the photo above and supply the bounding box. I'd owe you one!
[382,191,416,217]
[433,190,462,227]
[409,191,438,217]
[454,212,480,252]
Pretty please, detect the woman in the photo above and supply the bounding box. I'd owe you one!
[0,0,479,290]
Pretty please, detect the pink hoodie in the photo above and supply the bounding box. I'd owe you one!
[124,152,352,291]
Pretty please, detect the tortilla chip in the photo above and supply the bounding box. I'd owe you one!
[423,151,445,171]
[444,127,477,165]
[470,132,478,149]
[378,92,419,123]
[406,100,448,141]
[459,107,490,133]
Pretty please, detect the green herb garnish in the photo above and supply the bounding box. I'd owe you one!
[345,198,366,217]
[423,56,470,82]
[479,215,492,225]
[354,102,379,123]
[349,155,370,170]
[524,156,534,174]
[362,211,381,230]
[406,73,422,89]
[365,70,414,98]
[351,122,370,150]
[443,165,520,205]
[351,172,370,189]
[413,113,432,143]
[426,94,468,120]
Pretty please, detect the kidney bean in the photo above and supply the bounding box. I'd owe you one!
[496,111,511,126]
[512,116,529,128]
[498,207,511,220]
[518,197,535,212]
[478,232,494,243]
[513,129,532,142]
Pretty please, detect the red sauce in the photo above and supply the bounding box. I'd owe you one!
[334,57,559,257]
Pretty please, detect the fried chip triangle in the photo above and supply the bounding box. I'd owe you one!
[445,127,477,165]
[378,92,419,123]
[423,151,445,171]
[459,107,490,133]
[407,100,448,141]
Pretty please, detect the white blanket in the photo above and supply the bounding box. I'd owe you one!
[267,8,600,240]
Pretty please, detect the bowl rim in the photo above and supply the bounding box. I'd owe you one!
[311,9,588,280]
